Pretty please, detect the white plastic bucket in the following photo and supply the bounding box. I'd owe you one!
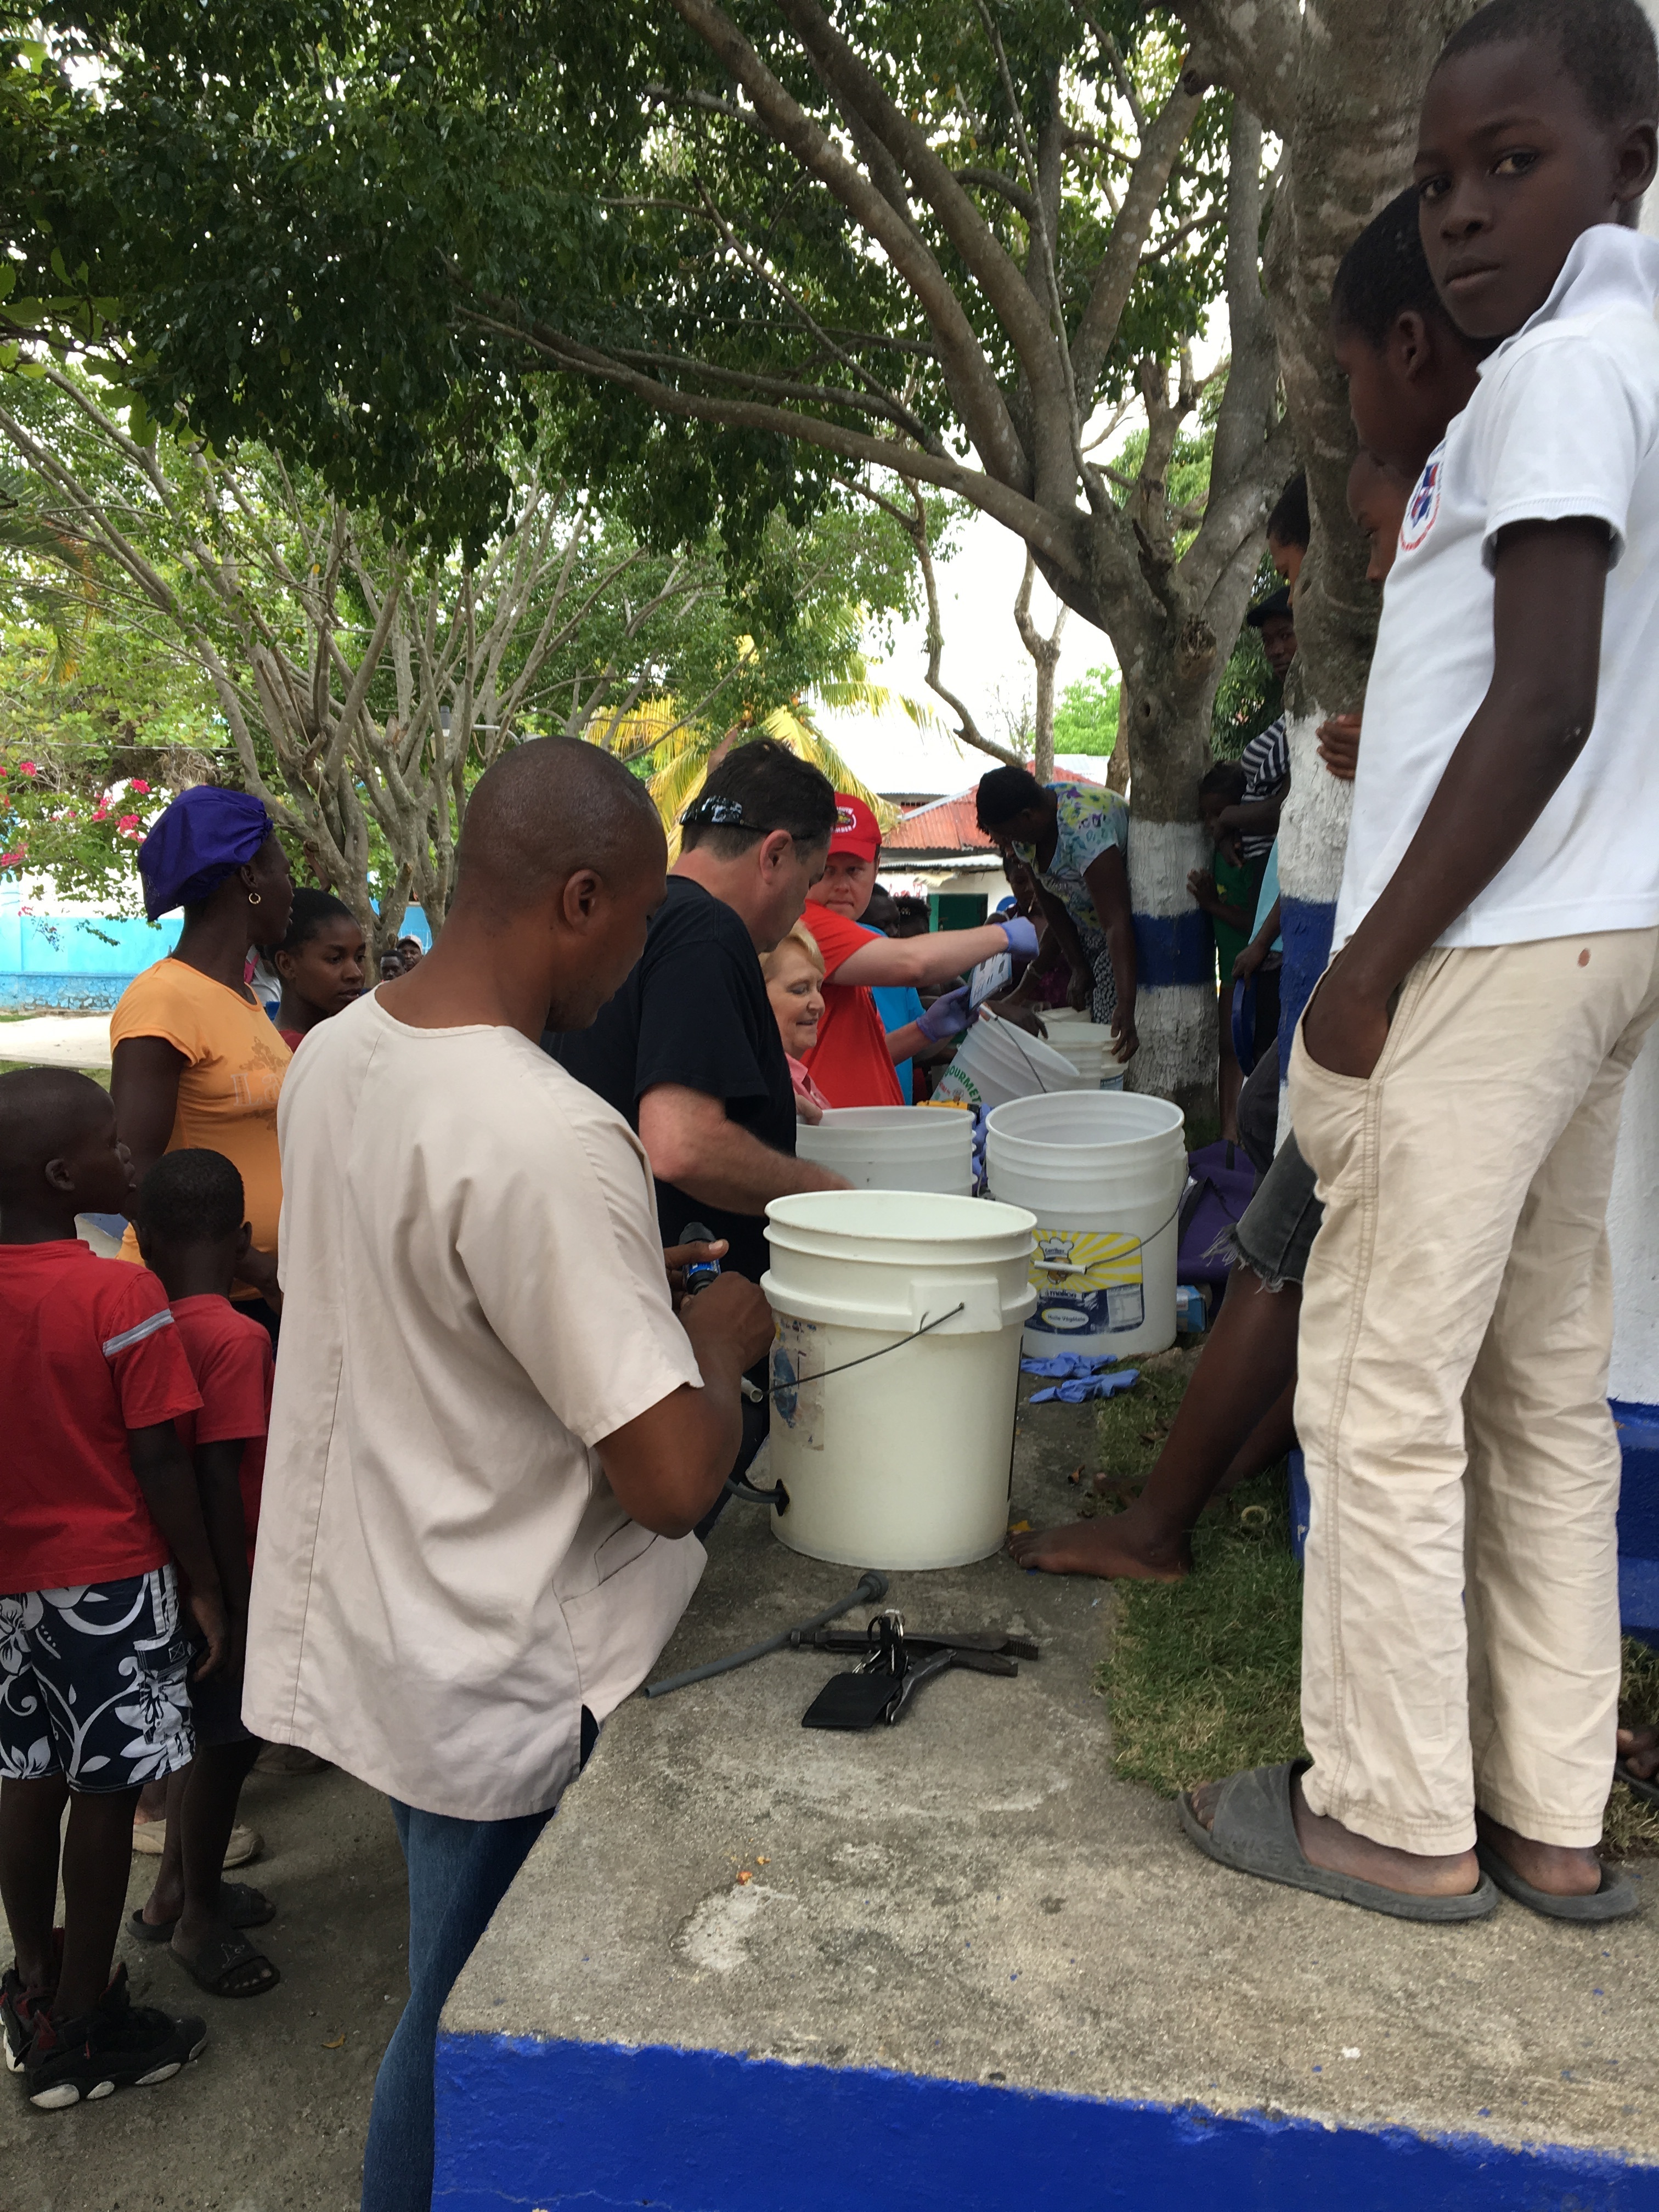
[985,1092,1187,1359]
[795,1105,973,1195]
[1035,1018,1127,1092]
[761,1189,1037,1569]
[931,1012,1088,1110]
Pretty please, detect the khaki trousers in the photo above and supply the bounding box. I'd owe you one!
[1289,928,1659,1853]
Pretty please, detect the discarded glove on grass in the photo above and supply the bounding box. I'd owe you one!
[1024,1361,1141,1404]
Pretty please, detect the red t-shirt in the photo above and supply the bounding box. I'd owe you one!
[1,1240,202,1592]
[170,1294,274,1571]
[800,904,905,1108]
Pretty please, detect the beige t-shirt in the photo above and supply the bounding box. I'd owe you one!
[242,989,706,1820]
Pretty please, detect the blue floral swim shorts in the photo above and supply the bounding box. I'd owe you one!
[0,1568,196,1792]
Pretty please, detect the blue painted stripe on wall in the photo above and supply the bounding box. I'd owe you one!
[1132,907,1212,989]
[1277,894,1336,1080]
[433,2033,1659,2212]
[1615,1398,1659,1638]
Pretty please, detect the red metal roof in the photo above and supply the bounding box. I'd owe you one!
[881,792,995,854]
[881,771,1103,857]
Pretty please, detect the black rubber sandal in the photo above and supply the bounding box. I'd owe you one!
[1178,1759,1499,1922]
[1474,1842,1639,1923]
[168,1928,281,2000]
[131,1882,275,1944]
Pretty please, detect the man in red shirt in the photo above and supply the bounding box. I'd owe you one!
[803,795,1039,1105]
[0,1068,225,2107]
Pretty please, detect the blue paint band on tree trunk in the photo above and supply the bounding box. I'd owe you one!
[1132,907,1214,990]
[433,2032,1659,2211]
[1276,894,1336,1081]
[1614,1398,1659,1640]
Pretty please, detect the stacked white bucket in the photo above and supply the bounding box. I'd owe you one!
[762,1190,1037,1567]
[985,1093,1188,1360]
[795,1104,973,1194]
[1033,1006,1127,1091]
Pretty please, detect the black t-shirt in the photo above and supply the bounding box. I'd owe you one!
[545,876,797,1283]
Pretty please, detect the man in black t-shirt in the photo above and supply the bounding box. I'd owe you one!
[548,741,849,1496]
[549,738,849,1272]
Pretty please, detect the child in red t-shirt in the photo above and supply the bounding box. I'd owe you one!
[0,1069,225,2108]
[131,1150,279,2001]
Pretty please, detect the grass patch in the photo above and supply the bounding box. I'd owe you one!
[1098,1466,1304,1797]
[1092,1366,1659,1855]
[1605,1638,1659,1860]
[0,1060,110,1086]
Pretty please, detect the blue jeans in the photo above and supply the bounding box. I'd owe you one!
[360,1709,597,2212]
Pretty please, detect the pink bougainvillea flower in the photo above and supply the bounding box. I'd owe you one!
[129,779,151,794]
[18,760,38,776]
[117,813,141,833]
[0,850,26,869]
[92,805,109,821]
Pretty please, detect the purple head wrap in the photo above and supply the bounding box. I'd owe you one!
[137,786,274,922]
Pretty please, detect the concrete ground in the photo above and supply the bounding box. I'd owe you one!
[0,1760,405,2211]
[0,1013,113,1070]
[448,1383,1659,2165]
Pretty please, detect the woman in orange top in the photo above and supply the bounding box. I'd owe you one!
[111,787,296,1338]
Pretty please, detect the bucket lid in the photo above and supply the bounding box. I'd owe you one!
[766,1187,1035,1258]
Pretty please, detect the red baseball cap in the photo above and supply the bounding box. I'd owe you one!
[828,793,882,865]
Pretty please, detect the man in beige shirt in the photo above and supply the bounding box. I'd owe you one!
[244,740,771,2212]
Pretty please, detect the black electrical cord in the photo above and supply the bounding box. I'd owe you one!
[645,1568,890,1698]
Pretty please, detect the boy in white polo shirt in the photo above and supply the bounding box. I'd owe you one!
[1183,0,1659,1922]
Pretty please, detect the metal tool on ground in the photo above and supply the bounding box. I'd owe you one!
[645,1569,889,1699]
[800,1609,1039,1731]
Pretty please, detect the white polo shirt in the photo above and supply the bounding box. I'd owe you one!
[243,989,706,1821]
[1335,224,1659,950]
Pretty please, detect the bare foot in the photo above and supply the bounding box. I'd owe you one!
[1007,1505,1190,1581]
[1185,1772,1482,1898]
[1618,1722,1659,1782]
[1475,1812,1602,1897]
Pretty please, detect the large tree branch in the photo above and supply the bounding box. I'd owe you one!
[1070,60,1209,409]
[1163,0,1300,140]
[664,0,1030,491]
[458,305,1091,586]
[765,0,1069,423]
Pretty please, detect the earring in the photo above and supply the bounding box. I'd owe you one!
[248,891,262,906]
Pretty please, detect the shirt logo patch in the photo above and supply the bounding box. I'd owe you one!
[1400,457,1442,554]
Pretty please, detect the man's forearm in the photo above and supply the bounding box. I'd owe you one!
[641,1096,845,1213]
[831,921,1011,990]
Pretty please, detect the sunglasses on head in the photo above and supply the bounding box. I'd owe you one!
[680,795,785,833]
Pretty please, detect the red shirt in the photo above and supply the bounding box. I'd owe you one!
[1,1240,202,1592]
[170,1294,274,1571]
[800,905,905,1108]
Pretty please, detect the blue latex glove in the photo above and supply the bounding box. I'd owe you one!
[1022,1353,1114,1378]
[1029,1368,1140,1405]
[999,916,1041,960]
[916,983,974,1043]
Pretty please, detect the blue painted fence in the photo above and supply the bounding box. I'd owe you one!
[0,901,433,1011]
[0,912,182,1011]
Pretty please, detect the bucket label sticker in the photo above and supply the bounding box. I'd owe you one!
[771,1318,825,1449]
[1028,1224,1144,1337]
